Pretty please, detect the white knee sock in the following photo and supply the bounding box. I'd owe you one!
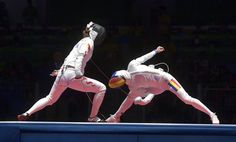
[89,91,105,118]
[26,96,52,116]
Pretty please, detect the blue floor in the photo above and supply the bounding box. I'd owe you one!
[1,122,236,142]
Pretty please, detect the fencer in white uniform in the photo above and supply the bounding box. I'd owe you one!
[18,22,106,122]
[106,46,219,124]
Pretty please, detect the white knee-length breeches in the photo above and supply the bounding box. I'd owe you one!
[26,67,106,116]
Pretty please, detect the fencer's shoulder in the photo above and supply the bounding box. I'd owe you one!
[81,37,93,43]
[79,37,94,48]
[127,60,134,69]
[128,59,139,68]
[129,59,137,65]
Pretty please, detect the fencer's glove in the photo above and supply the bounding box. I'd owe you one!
[156,46,165,53]
[50,70,59,77]
[134,97,144,105]
[134,94,154,106]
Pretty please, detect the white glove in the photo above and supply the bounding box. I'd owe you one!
[134,97,143,105]
[134,94,155,106]
[50,70,59,77]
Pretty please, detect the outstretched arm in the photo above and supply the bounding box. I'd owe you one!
[114,95,134,117]
[106,92,137,122]
[129,46,165,66]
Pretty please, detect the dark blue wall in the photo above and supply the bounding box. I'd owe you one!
[1,122,236,142]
